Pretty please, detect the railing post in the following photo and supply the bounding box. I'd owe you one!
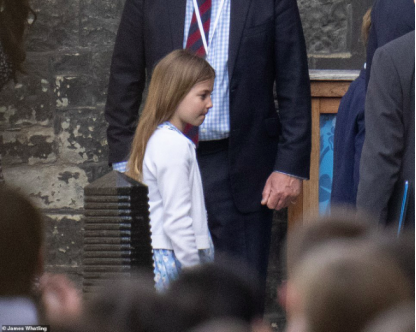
[82,171,152,293]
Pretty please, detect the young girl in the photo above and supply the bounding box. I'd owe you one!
[126,49,215,291]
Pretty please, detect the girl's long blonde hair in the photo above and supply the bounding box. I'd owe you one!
[126,49,215,181]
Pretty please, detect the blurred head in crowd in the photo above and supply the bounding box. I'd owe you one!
[364,230,415,295]
[189,319,251,332]
[0,185,44,296]
[285,241,412,332]
[362,302,415,332]
[285,209,373,278]
[0,0,36,78]
[166,261,262,324]
[81,275,202,332]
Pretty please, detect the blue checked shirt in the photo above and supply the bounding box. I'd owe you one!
[184,0,231,141]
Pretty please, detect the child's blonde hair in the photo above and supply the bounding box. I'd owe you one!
[126,49,215,181]
[361,7,372,47]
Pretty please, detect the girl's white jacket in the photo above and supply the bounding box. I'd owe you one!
[143,125,211,267]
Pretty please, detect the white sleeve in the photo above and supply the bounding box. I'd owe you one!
[154,136,200,267]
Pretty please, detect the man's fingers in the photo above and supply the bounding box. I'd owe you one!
[266,192,280,209]
[261,194,269,206]
[267,191,287,210]
[276,200,287,210]
[272,190,298,210]
[274,195,290,210]
[262,173,302,210]
[261,180,271,205]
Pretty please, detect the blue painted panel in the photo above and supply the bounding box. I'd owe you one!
[319,115,336,214]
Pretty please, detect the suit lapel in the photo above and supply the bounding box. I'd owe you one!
[228,0,252,80]
[167,0,187,49]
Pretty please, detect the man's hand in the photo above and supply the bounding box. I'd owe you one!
[261,172,302,210]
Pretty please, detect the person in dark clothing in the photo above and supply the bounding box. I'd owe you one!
[331,8,371,207]
[365,0,415,89]
[357,31,415,227]
[331,69,366,207]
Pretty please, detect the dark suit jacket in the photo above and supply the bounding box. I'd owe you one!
[331,68,366,207]
[105,0,311,213]
[357,31,415,226]
[365,0,415,89]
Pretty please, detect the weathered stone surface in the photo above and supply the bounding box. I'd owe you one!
[26,0,80,52]
[80,0,124,47]
[80,162,112,183]
[3,166,89,209]
[1,126,57,165]
[44,214,84,268]
[298,0,351,54]
[0,55,52,127]
[53,75,98,108]
[56,107,108,163]
[91,49,113,104]
[50,52,91,75]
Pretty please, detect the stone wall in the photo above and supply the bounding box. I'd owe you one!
[0,0,372,302]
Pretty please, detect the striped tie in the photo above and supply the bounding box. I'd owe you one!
[184,0,212,144]
[186,0,212,57]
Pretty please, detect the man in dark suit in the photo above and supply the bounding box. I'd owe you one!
[105,0,311,289]
[365,0,415,88]
[357,31,415,227]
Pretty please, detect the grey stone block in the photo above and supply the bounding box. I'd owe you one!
[1,126,57,165]
[79,0,125,47]
[44,214,84,268]
[55,107,108,163]
[50,52,91,75]
[80,162,112,183]
[91,49,113,104]
[53,75,98,108]
[26,0,80,52]
[3,165,89,209]
[0,54,52,127]
[298,0,351,54]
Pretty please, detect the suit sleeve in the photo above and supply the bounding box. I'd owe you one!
[356,47,404,222]
[273,0,312,179]
[105,0,146,164]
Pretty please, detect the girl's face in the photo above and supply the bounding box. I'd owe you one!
[169,79,214,132]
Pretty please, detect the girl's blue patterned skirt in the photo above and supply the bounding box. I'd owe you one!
[153,236,214,292]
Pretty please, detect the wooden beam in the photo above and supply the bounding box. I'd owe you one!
[311,81,351,98]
